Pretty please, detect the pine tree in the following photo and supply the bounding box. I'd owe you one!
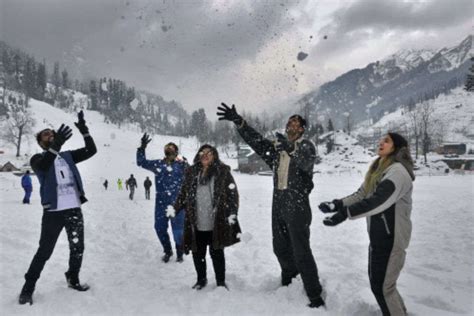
[52,61,61,99]
[36,61,47,101]
[465,57,474,92]
[89,80,98,110]
[327,119,334,132]
[61,69,69,89]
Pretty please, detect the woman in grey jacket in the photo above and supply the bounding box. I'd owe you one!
[320,132,415,316]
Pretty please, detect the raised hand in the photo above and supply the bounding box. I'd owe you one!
[52,124,73,150]
[217,102,243,125]
[74,110,89,134]
[140,133,152,149]
[275,132,295,153]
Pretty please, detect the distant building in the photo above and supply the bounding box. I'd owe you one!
[0,161,20,172]
[237,145,270,174]
[436,143,467,155]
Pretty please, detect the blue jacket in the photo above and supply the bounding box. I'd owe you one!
[30,134,97,211]
[21,174,32,188]
[136,148,187,206]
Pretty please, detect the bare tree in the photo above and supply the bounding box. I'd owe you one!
[1,100,36,157]
[406,106,421,160]
[419,101,435,164]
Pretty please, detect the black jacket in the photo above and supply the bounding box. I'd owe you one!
[237,121,316,195]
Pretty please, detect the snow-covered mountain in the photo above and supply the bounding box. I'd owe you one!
[298,35,472,127]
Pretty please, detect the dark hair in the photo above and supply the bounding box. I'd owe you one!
[36,128,52,146]
[165,142,179,152]
[193,144,221,185]
[288,114,307,129]
[369,132,410,173]
[388,132,408,151]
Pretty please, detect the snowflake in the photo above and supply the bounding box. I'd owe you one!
[228,183,236,190]
[167,166,173,172]
[156,168,161,173]
[165,205,175,218]
[72,237,79,244]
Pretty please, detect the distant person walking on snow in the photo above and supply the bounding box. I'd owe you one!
[217,103,324,308]
[126,174,137,200]
[103,179,108,190]
[171,144,241,290]
[320,132,414,316]
[21,170,33,204]
[136,134,188,263]
[117,178,123,190]
[144,176,152,200]
[19,111,97,305]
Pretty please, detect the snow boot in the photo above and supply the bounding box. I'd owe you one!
[18,281,35,305]
[162,251,173,263]
[176,255,184,263]
[65,272,90,291]
[281,272,299,286]
[308,296,325,308]
[192,278,208,290]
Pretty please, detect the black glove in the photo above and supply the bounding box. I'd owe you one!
[318,199,343,213]
[275,132,295,153]
[217,102,243,125]
[323,207,348,226]
[140,133,151,150]
[74,110,89,134]
[51,124,73,151]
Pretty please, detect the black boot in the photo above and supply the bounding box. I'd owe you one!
[176,255,184,263]
[192,278,207,290]
[281,272,299,286]
[18,281,35,305]
[162,251,173,263]
[216,280,229,290]
[65,272,90,291]
[308,296,325,308]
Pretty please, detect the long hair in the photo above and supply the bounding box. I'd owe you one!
[364,133,413,193]
[193,144,221,185]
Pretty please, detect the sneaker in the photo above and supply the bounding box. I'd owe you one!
[162,252,173,263]
[65,272,90,291]
[307,296,325,308]
[192,279,207,290]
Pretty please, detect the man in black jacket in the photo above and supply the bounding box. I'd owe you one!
[217,103,324,308]
[126,174,137,200]
[19,111,97,305]
[144,176,152,200]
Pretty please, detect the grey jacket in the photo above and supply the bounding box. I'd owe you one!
[341,150,415,250]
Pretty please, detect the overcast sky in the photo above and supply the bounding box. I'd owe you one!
[1,0,472,117]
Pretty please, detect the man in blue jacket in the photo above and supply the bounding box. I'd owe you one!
[137,134,187,263]
[19,111,97,305]
[21,170,33,204]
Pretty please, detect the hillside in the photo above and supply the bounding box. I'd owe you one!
[298,35,472,127]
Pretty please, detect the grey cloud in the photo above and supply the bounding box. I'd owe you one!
[311,0,472,61]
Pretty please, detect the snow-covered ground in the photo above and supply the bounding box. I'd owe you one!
[0,99,473,315]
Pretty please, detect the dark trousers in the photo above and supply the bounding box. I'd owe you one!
[129,187,135,200]
[192,230,225,283]
[272,190,322,300]
[145,188,150,200]
[23,187,32,204]
[24,208,85,288]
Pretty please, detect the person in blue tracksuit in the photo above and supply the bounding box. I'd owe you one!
[21,170,33,204]
[136,133,188,263]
